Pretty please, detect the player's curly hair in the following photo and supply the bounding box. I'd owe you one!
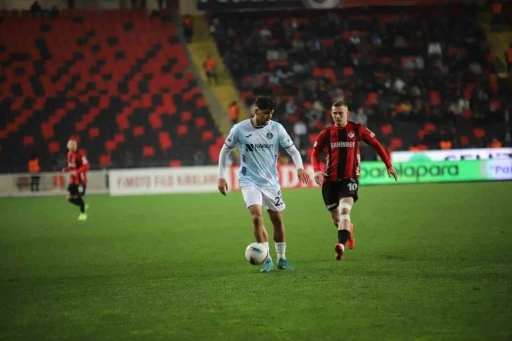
[255,96,275,111]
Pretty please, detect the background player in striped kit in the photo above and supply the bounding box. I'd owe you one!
[312,101,398,261]
[63,139,90,221]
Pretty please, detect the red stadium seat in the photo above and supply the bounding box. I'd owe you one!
[195,117,206,129]
[429,91,441,105]
[391,137,403,149]
[380,124,392,136]
[143,146,155,157]
[89,128,100,139]
[181,111,192,122]
[114,133,125,143]
[105,140,116,152]
[23,136,34,146]
[158,132,172,150]
[177,124,188,136]
[99,155,111,166]
[49,142,60,154]
[133,126,145,137]
[202,130,214,141]
[473,128,485,139]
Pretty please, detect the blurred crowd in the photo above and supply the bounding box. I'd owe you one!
[209,4,511,160]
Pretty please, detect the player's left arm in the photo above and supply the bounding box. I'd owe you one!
[76,152,90,174]
[360,126,398,181]
[278,124,310,185]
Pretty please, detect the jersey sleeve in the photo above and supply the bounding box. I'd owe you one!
[311,128,328,172]
[359,125,392,168]
[224,124,239,148]
[277,124,294,149]
[77,151,90,173]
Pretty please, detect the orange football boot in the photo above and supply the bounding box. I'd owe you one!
[346,224,356,250]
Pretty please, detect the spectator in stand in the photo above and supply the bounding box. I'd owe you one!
[203,55,219,86]
[229,101,239,126]
[293,119,308,152]
[28,154,41,192]
[208,6,506,154]
[491,1,505,31]
[131,0,147,9]
[182,14,193,43]
[506,43,512,74]
[193,149,206,166]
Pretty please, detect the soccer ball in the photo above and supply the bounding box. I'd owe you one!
[245,243,269,265]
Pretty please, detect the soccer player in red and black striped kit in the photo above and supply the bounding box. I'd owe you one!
[63,139,90,221]
[312,101,398,261]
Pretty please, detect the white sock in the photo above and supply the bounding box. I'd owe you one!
[263,242,270,258]
[275,242,286,260]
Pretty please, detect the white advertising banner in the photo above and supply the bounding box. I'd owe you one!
[391,148,512,162]
[0,170,108,197]
[228,164,319,191]
[109,166,232,196]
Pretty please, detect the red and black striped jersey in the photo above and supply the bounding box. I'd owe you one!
[312,122,391,181]
[65,150,90,185]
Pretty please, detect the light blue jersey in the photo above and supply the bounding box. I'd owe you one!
[225,119,294,190]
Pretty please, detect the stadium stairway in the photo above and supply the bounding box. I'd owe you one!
[478,11,512,78]
[185,15,250,135]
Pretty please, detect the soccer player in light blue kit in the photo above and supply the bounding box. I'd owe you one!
[217,96,310,272]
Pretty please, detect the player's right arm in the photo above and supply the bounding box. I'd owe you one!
[217,125,239,196]
[311,128,328,186]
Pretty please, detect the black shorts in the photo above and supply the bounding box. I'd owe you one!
[68,184,86,196]
[321,178,359,211]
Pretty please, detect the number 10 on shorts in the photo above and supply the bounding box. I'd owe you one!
[347,183,358,191]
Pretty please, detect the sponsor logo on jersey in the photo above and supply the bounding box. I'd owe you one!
[331,141,355,148]
[245,143,274,151]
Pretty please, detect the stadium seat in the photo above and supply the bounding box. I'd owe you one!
[89,128,100,139]
[49,142,60,154]
[143,146,155,157]
[202,130,214,141]
[99,154,111,166]
[133,126,145,137]
[158,132,172,150]
[0,10,223,171]
[23,136,34,146]
[380,124,392,136]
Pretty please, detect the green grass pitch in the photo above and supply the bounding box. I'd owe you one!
[0,182,511,341]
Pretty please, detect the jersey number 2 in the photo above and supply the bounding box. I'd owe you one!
[275,196,282,206]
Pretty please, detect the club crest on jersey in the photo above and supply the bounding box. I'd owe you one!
[348,132,354,138]
[266,132,273,139]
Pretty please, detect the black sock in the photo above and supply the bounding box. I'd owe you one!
[68,197,85,213]
[338,230,350,245]
[68,198,80,207]
[77,197,85,213]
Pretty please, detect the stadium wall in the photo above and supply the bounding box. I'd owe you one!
[0,170,108,197]
[108,159,512,196]
[1,159,510,197]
